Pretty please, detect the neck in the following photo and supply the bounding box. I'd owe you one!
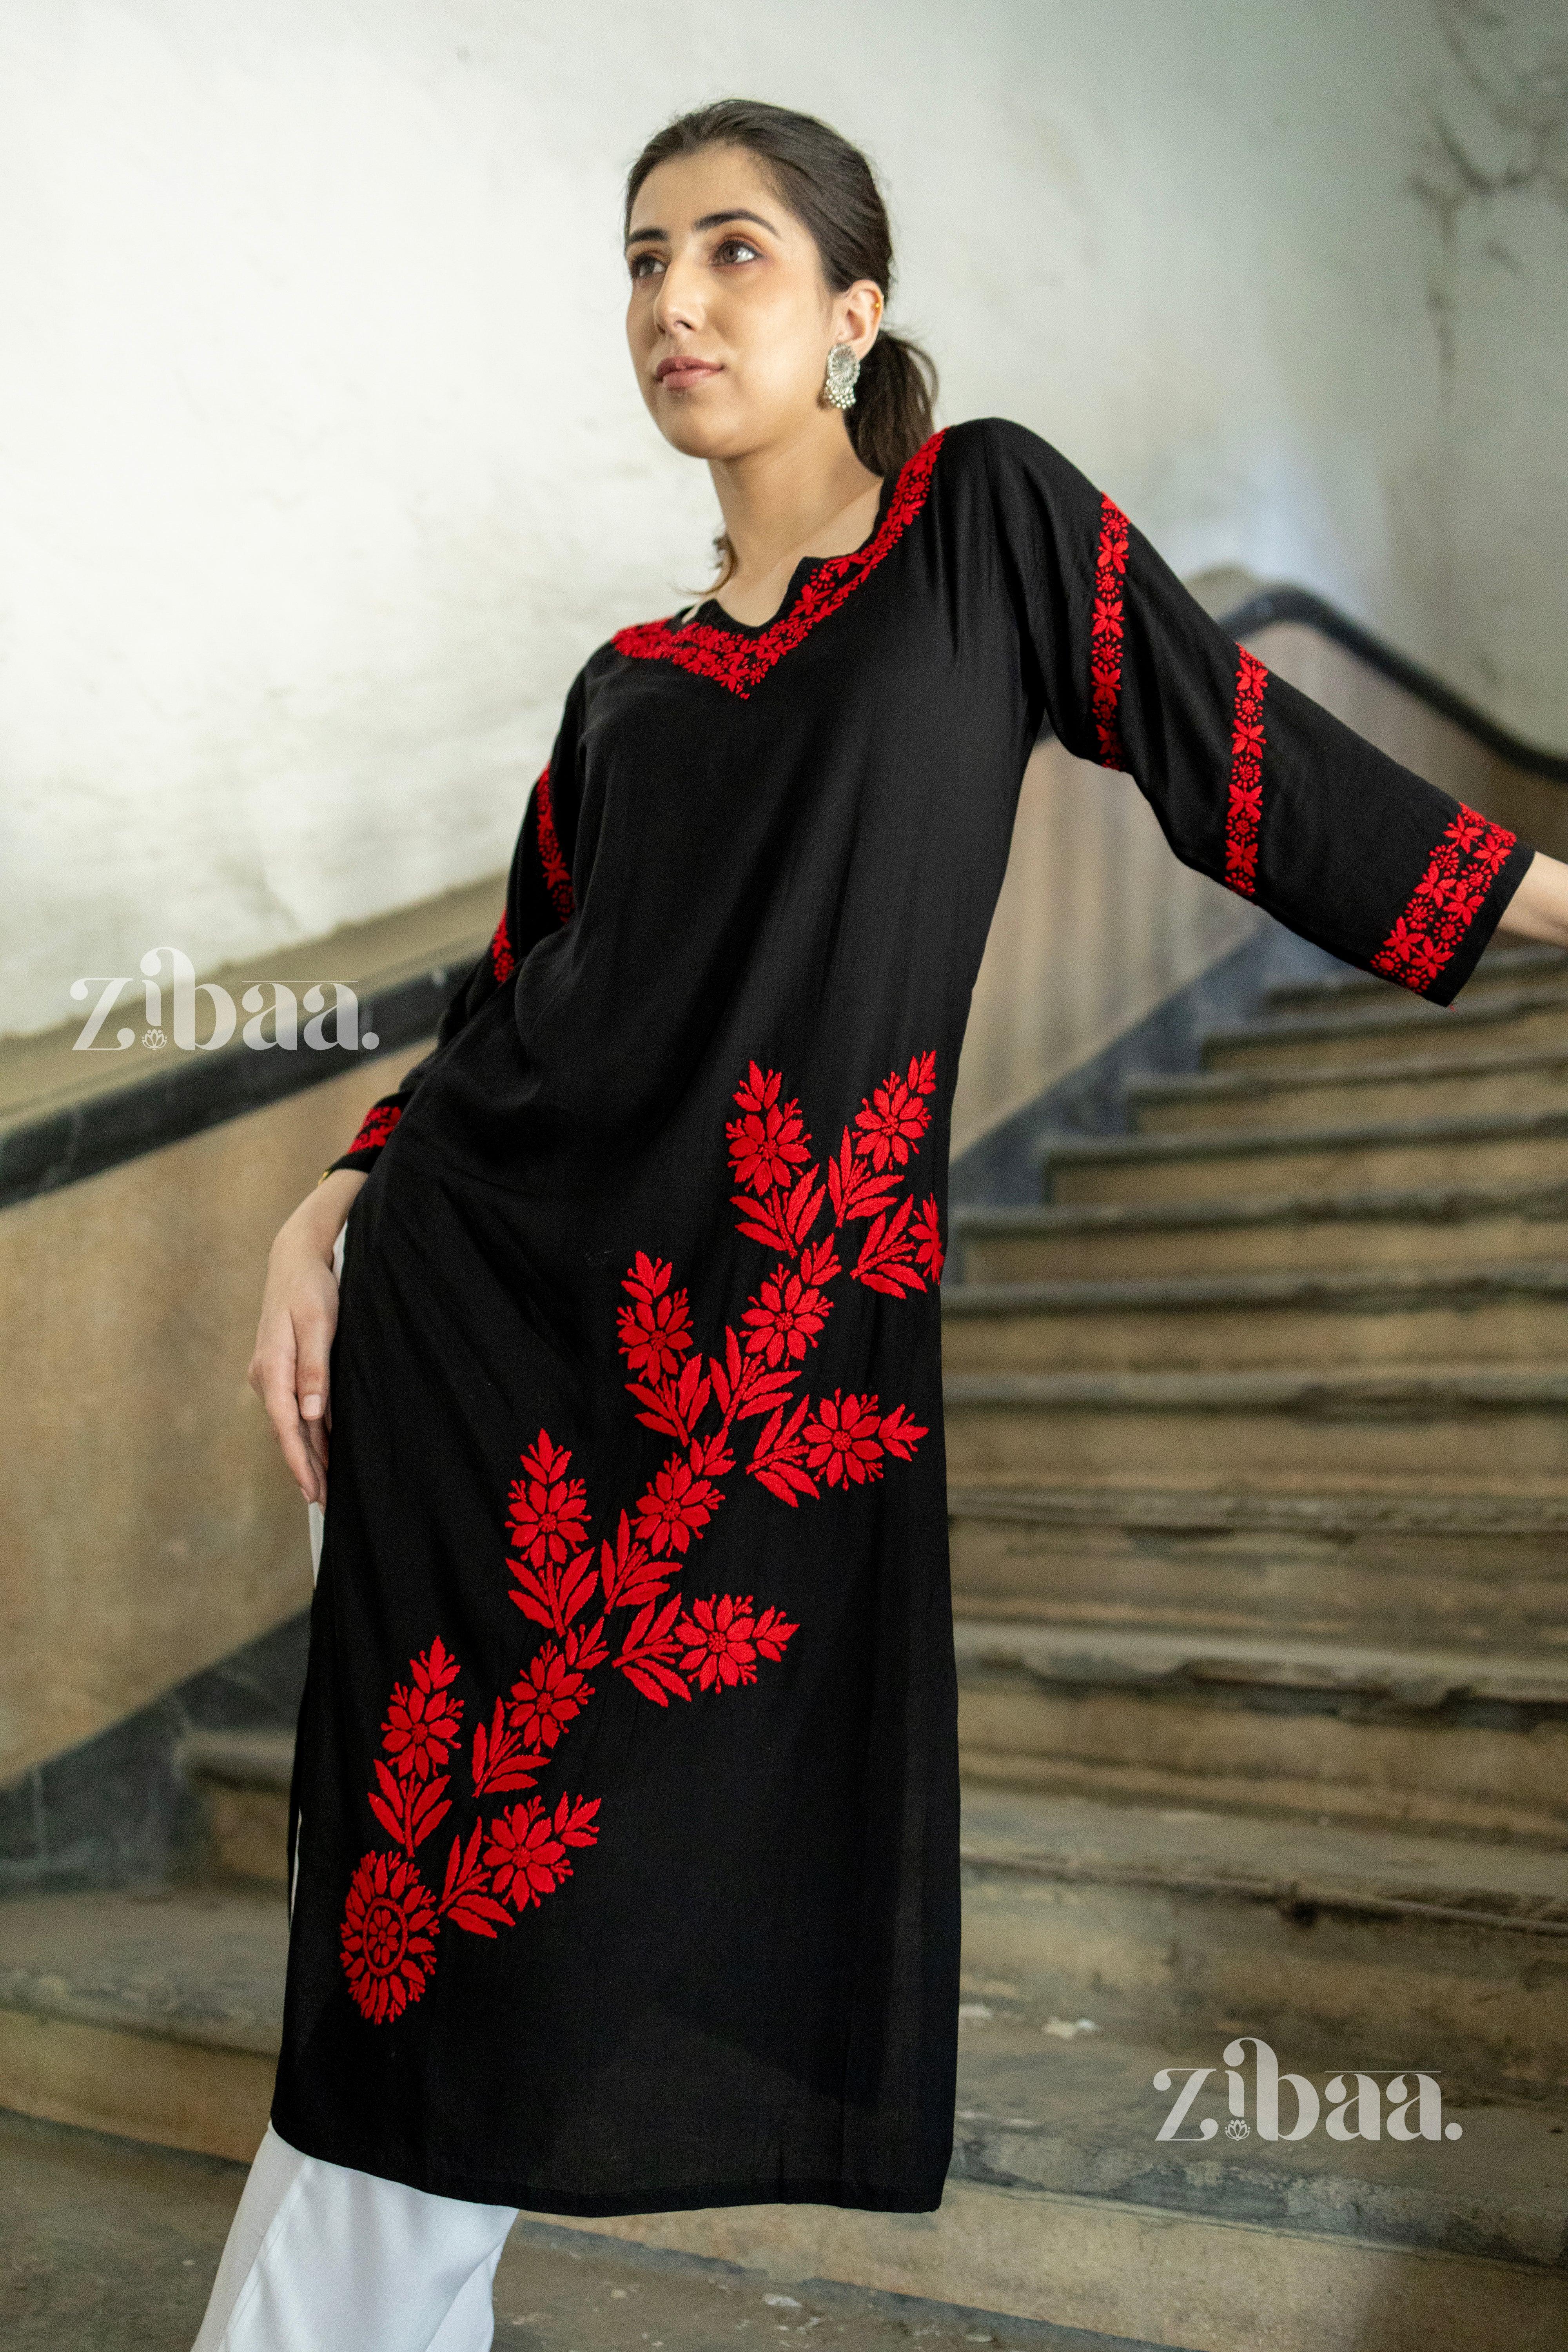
[707,414,881,585]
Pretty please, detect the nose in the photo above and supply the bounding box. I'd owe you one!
[652,249,705,339]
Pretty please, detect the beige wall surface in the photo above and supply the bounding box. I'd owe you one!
[0,1047,424,1784]
[4,0,1565,1040]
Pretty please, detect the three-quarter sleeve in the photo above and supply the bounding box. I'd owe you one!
[322,681,583,1179]
[977,418,1534,1006]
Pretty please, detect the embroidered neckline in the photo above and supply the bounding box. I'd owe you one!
[612,430,947,699]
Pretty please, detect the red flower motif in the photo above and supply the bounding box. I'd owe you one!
[381,1639,463,1782]
[489,912,516,983]
[483,1792,600,1910]
[742,1267,830,1366]
[633,1455,721,1554]
[341,1849,439,2023]
[801,1391,887,1488]
[727,1065,812,1193]
[508,1640,593,1748]
[506,1430,590,1570]
[675,1593,760,1691]
[853,1073,930,1169]
[616,1253,693,1377]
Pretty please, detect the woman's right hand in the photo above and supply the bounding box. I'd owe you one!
[248,1169,367,1505]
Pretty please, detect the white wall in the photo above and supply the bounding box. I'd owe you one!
[2,0,1564,1040]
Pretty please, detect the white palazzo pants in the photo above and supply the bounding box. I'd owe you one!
[190,2126,519,2352]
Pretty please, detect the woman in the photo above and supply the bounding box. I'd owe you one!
[197,97,1568,2352]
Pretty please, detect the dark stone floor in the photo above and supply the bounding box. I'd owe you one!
[0,2109,1152,2352]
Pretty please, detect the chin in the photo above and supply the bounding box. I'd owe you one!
[652,405,751,462]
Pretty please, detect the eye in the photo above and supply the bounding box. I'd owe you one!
[628,250,664,281]
[713,236,760,266]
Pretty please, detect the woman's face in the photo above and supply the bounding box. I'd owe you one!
[625,145,880,462]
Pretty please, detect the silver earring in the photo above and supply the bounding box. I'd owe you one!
[823,342,860,410]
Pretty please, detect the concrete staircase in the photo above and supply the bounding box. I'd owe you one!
[5,943,1568,2350]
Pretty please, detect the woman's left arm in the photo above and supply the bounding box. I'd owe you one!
[1495,850,1568,948]
[978,419,1540,1007]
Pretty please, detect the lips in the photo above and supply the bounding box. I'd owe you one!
[655,356,721,388]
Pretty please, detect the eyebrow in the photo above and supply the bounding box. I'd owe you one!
[624,208,780,248]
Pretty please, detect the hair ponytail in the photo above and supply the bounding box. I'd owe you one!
[624,100,939,486]
[846,328,939,480]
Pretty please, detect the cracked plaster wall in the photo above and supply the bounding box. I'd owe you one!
[2,0,1564,1040]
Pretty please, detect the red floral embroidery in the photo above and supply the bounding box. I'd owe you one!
[339,1048,940,2019]
[742,1267,830,1366]
[674,1593,779,1691]
[505,1431,590,1570]
[1370,805,1517,993]
[611,434,946,699]
[341,1851,440,2023]
[727,1065,812,1192]
[535,766,575,922]
[381,1638,462,1782]
[345,1101,402,1158]
[1225,648,1268,895]
[1090,494,1129,769]
[616,1253,694,1378]
[508,1639,596,1748]
[484,1793,600,1910]
[490,912,516,983]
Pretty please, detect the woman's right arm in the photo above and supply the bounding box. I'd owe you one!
[248,1168,366,1504]
[248,710,583,1503]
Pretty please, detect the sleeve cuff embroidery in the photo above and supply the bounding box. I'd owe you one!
[1370,804,1519,995]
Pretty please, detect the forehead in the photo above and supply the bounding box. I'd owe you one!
[628,144,802,239]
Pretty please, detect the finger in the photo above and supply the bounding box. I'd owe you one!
[295,1326,332,1425]
[255,1338,318,1504]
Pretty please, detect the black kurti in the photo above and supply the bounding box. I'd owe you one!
[273,419,1532,2213]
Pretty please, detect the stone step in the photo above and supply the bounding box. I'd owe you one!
[942,1364,1568,1497]
[1041,1106,1568,1209]
[0,1886,283,2162]
[948,1488,1568,1649]
[1130,1045,1568,1138]
[1,2109,1187,2352]
[948,1180,1568,1285]
[1202,984,1568,1077]
[941,1261,1568,1373]
[953,1619,1568,1843]
[1264,941,1568,1016]
[5,1809,1568,2352]
[180,1729,293,1888]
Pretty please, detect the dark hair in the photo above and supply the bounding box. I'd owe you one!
[624,99,939,486]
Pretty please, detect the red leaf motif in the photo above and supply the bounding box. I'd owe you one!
[748,1397,819,1506]
[471,1699,545,1797]
[506,1544,597,1635]
[911,1196,944,1281]
[878,1401,929,1461]
[614,1595,693,1706]
[853,1194,927,1296]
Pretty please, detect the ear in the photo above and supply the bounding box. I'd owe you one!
[835,278,885,359]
